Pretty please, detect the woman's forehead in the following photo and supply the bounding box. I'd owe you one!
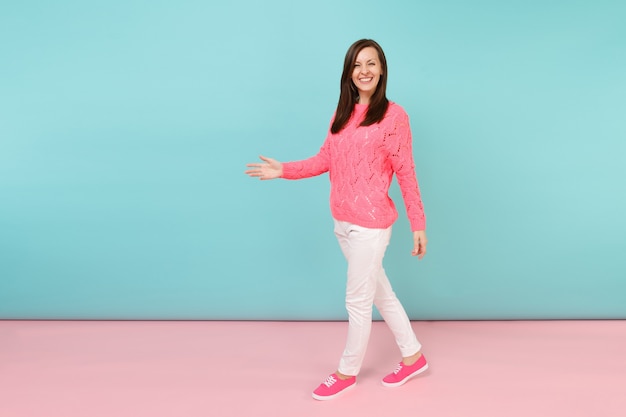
[355,47,378,62]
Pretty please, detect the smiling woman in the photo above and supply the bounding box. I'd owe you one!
[331,39,390,134]
[352,47,383,104]
[245,38,429,400]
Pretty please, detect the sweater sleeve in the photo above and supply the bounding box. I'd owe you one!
[387,109,426,231]
[281,132,331,180]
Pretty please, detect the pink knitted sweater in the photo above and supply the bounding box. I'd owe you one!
[281,102,426,231]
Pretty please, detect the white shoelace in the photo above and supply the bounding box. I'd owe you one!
[322,375,338,387]
[393,363,404,375]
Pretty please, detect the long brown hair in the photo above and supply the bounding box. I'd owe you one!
[331,39,389,134]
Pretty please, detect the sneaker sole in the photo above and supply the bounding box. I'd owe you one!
[312,382,357,401]
[381,363,429,388]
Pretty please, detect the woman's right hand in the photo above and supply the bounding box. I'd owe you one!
[245,155,283,180]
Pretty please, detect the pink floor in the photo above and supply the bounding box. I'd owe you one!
[1,320,625,417]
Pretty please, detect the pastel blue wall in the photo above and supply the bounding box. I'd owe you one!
[1,0,625,320]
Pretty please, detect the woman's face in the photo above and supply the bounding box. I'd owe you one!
[351,46,382,104]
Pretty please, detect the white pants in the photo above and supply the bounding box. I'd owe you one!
[334,219,422,376]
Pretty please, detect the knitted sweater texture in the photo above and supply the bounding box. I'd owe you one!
[281,102,426,231]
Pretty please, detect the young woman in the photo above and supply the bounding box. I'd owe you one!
[245,39,429,400]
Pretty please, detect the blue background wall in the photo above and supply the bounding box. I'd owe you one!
[1,0,625,320]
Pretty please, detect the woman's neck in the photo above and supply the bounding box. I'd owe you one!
[357,93,373,105]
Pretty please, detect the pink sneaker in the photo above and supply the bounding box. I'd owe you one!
[312,373,356,400]
[382,354,429,387]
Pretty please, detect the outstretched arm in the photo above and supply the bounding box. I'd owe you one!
[245,155,283,180]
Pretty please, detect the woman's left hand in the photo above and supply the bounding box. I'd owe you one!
[412,230,427,259]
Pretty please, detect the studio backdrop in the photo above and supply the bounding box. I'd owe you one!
[1,0,625,320]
